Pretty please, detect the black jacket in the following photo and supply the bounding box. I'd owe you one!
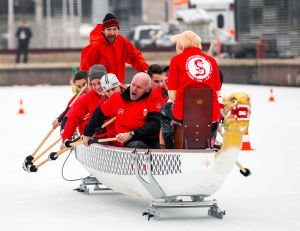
[16,27,32,44]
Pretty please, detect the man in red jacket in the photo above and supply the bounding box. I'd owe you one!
[80,13,149,84]
[83,72,163,149]
[148,64,169,103]
[61,64,107,149]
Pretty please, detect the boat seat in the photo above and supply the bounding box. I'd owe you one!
[174,88,213,149]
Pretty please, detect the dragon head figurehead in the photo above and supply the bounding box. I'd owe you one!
[222,92,251,133]
[222,92,251,149]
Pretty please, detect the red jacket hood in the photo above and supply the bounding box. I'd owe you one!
[90,24,103,43]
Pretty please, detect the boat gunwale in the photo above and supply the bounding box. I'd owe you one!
[76,143,215,154]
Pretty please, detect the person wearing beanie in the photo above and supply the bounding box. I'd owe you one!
[60,64,108,149]
[101,73,124,98]
[161,31,221,149]
[80,13,149,84]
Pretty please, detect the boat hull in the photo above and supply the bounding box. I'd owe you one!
[74,144,240,199]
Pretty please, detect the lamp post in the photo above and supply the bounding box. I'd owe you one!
[8,0,15,49]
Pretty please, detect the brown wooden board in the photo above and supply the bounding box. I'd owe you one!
[183,88,213,149]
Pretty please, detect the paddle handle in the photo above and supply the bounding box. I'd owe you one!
[207,40,215,56]
[98,137,117,142]
[69,84,88,107]
[35,147,70,169]
[33,137,62,163]
[236,161,246,173]
[69,140,83,147]
[101,117,116,128]
[31,128,55,157]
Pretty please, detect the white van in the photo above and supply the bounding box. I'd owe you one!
[126,25,162,48]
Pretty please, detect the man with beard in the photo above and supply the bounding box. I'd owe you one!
[80,13,149,84]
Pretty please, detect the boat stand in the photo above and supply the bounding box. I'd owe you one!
[131,149,225,220]
[143,196,225,220]
[74,176,111,195]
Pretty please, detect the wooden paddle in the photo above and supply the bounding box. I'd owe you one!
[32,137,62,163]
[26,83,88,161]
[207,40,215,56]
[87,137,117,145]
[102,117,116,128]
[236,161,251,176]
[29,136,118,172]
[30,128,55,158]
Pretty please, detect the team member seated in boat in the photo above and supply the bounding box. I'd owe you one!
[147,64,163,89]
[52,70,90,130]
[99,73,125,146]
[83,72,163,149]
[148,64,169,104]
[101,73,126,99]
[80,13,149,84]
[60,64,107,149]
[161,31,221,149]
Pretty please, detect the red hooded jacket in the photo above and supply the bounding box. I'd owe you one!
[80,24,149,84]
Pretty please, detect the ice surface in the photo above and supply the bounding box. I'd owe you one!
[0,84,299,230]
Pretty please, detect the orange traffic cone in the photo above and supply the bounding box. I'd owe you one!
[241,132,254,151]
[18,99,25,114]
[269,88,275,102]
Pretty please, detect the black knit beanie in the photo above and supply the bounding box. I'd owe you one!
[102,13,119,30]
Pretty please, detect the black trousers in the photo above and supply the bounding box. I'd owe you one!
[16,42,29,63]
[125,139,160,149]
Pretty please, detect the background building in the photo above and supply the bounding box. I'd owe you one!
[235,0,300,58]
[0,0,143,49]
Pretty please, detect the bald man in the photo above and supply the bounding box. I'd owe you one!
[83,72,163,149]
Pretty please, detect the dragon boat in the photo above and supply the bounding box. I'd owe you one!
[73,90,251,220]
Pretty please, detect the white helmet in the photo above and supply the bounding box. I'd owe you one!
[100,73,120,92]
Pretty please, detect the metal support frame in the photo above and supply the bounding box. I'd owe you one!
[74,176,111,195]
[144,197,225,220]
[131,149,225,220]
[131,149,166,199]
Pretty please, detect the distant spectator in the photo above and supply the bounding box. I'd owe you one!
[15,21,32,63]
[256,34,266,59]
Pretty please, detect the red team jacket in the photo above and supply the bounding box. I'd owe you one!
[80,24,149,84]
[62,90,105,141]
[100,91,163,134]
[168,47,221,122]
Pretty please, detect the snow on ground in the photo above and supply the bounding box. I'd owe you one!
[0,84,300,231]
